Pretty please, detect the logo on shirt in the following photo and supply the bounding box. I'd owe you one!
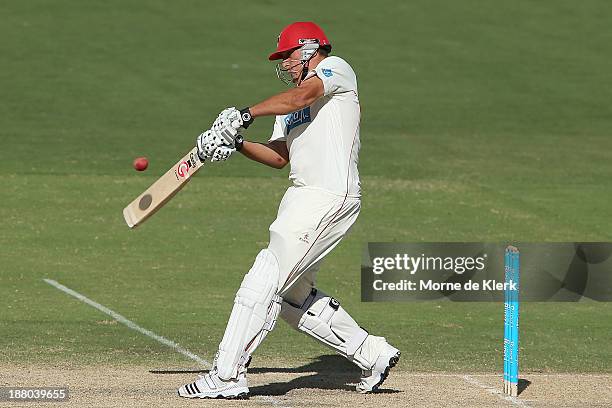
[298,232,310,244]
[322,68,333,77]
[284,107,311,134]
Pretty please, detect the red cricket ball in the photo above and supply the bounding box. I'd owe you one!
[133,157,148,171]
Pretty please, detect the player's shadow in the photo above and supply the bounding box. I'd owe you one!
[247,354,402,396]
[149,354,402,395]
[249,354,354,374]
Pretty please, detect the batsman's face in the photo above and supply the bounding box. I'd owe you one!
[280,48,304,83]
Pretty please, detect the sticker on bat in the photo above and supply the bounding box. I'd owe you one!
[175,161,190,179]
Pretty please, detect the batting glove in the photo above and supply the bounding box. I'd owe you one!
[196,129,226,160]
[212,107,255,143]
[210,145,236,162]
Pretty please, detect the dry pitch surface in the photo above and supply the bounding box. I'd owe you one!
[2,364,611,408]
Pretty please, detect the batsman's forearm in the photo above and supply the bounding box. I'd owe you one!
[246,76,323,118]
[240,141,288,169]
[250,88,314,117]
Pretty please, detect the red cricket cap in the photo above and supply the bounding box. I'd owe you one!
[268,22,331,60]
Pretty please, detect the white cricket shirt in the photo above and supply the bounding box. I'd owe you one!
[269,56,361,198]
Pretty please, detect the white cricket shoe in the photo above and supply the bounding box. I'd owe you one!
[177,368,249,399]
[356,340,400,393]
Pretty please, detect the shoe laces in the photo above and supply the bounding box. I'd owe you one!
[197,366,219,381]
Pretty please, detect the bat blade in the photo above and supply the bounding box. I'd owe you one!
[123,147,205,228]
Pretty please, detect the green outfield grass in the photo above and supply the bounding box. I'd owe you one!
[1,0,611,373]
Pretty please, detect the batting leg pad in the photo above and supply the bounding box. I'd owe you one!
[280,288,371,370]
[216,249,282,380]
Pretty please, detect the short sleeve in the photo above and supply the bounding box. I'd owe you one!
[268,115,286,142]
[314,56,358,97]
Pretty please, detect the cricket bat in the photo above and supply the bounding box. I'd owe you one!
[123,147,205,228]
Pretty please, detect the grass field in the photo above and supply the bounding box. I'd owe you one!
[1,0,612,404]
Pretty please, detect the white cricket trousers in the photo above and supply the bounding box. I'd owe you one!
[267,186,360,303]
[212,185,366,379]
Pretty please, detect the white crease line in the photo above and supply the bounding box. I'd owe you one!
[376,373,611,378]
[44,279,290,407]
[257,395,292,408]
[461,375,531,407]
[501,373,610,378]
[43,279,210,367]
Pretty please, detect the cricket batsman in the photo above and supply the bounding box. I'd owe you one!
[178,21,400,399]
